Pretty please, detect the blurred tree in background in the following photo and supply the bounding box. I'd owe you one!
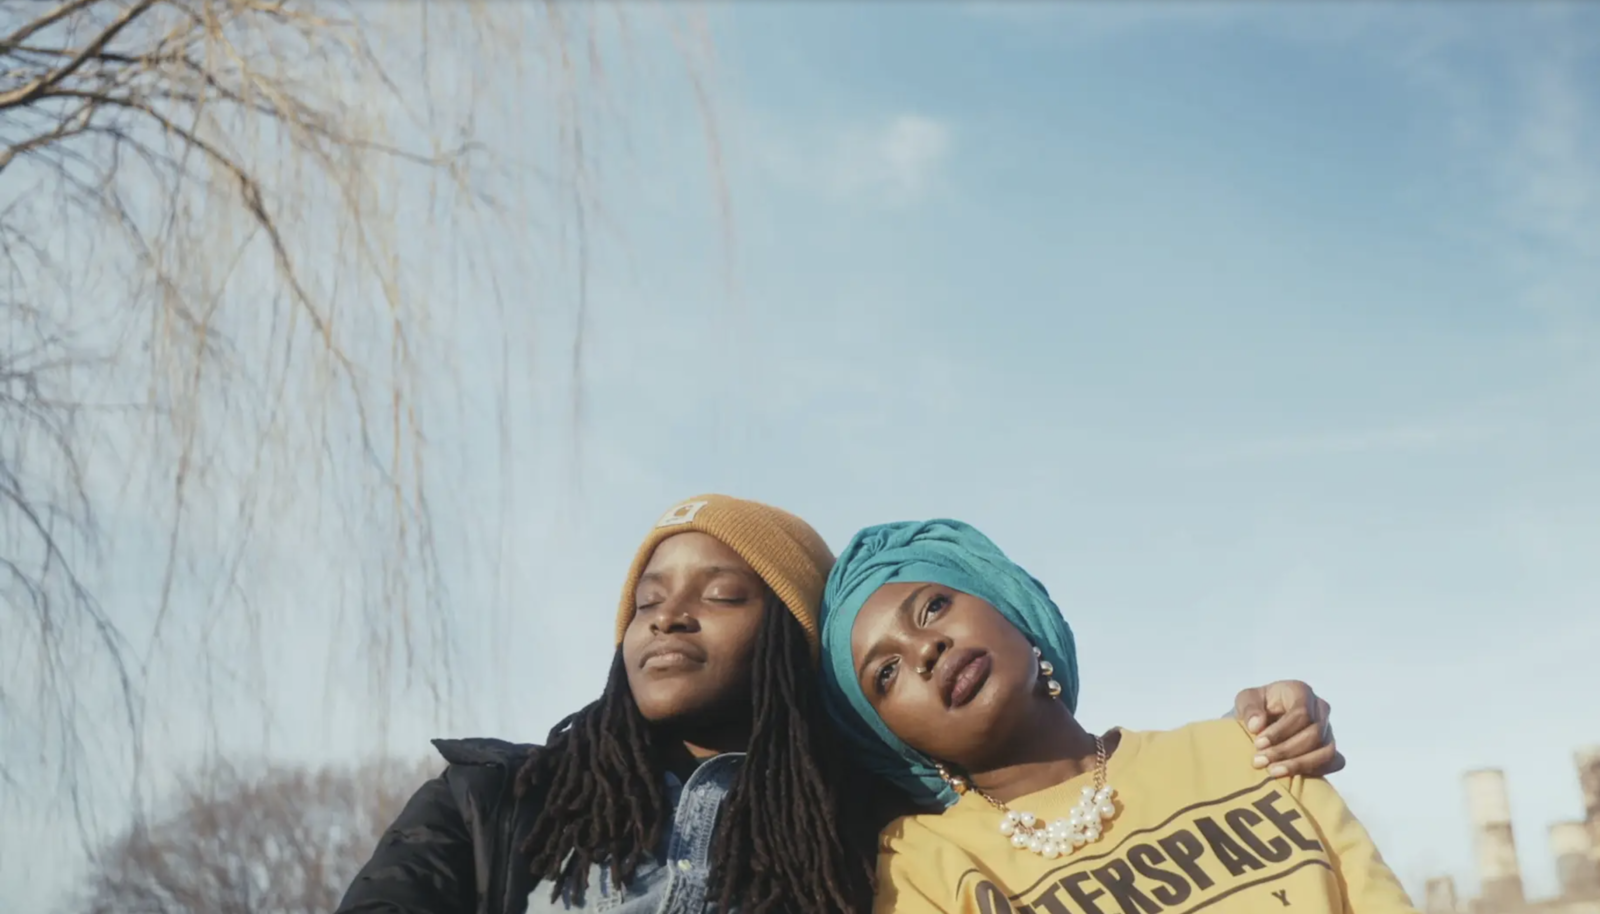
[74,758,435,914]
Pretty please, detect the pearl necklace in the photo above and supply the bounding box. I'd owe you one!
[957,735,1117,860]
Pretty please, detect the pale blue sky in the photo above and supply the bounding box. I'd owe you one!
[7,1,1600,909]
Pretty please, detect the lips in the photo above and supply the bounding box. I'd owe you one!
[936,647,991,708]
[638,638,707,671]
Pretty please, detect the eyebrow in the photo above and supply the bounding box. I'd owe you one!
[636,565,755,591]
[855,583,932,682]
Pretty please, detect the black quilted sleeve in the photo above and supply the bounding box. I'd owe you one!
[333,770,478,914]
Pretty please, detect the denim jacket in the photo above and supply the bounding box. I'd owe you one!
[527,753,744,913]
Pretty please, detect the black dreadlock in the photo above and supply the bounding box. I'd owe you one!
[514,596,882,913]
[514,649,667,906]
[708,595,880,914]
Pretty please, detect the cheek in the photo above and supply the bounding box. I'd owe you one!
[875,690,947,753]
[620,617,651,666]
[701,609,764,667]
[966,653,1037,720]
[623,664,653,711]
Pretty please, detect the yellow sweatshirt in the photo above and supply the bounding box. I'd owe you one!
[873,719,1416,914]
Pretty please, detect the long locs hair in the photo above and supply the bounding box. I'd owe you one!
[513,595,881,913]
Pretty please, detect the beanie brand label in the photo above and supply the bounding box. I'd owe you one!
[657,501,710,528]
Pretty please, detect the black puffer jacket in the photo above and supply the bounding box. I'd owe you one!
[336,737,546,914]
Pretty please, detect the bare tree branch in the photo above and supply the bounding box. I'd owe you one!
[0,4,721,900]
[0,0,103,54]
[0,0,158,109]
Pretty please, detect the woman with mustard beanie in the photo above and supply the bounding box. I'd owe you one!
[337,496,1346,914]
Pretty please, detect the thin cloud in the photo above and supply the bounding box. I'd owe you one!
[1503,62,1599,255]
[854,114,952,201]
[958,1,1293,41]
[1487,33,1600,367]
[959,1,1246,29]
[759,113,954,208]
[1184,419,1501,466]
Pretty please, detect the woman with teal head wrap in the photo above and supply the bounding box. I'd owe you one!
[817,519,1409,914]
[819,518,1080,809]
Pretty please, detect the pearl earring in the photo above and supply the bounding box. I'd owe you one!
[934,761,969,795]
[1034,646,1062,699]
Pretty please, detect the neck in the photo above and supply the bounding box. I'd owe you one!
[966,700,1108,805]
[660,719,751,779]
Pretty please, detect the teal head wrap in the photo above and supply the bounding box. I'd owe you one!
[817,519,1079,810]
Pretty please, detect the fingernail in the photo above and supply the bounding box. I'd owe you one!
[1270,765,1288,777]
[1247,716,1263,733]
[1253,755,1269,768]
[1255,736,1270,749]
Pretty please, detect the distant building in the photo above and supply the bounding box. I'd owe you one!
[1424,747,1600,914]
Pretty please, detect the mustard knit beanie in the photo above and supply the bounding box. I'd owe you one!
[615,494,834,662]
